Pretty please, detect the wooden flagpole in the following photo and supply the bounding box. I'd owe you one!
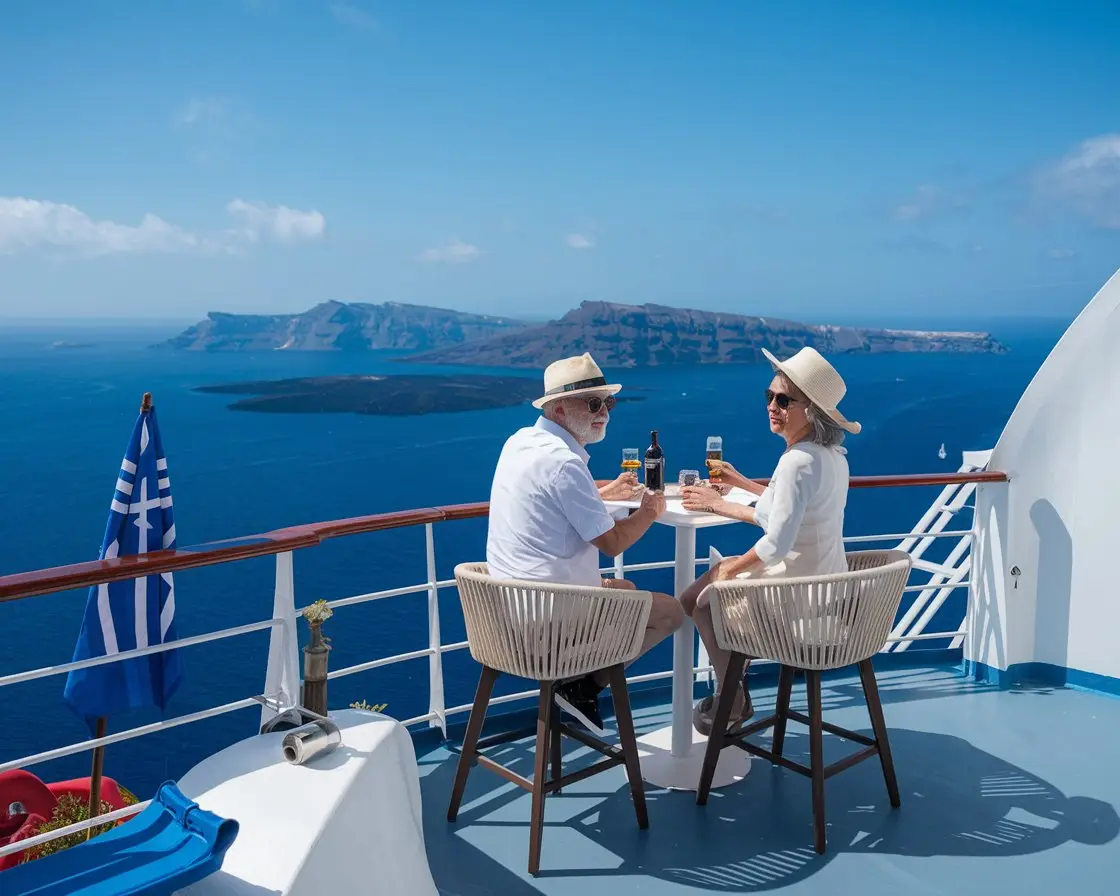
[85,718,107,839]
[86,392,152,838]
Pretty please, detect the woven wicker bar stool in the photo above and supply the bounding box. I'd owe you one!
[446,562,653,875]
[696,549,912,854]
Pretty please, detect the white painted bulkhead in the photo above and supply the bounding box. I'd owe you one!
[968,268,1120,682]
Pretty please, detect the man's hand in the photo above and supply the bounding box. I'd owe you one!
[638,487,666,519]
[681,484,727,514]
[599,471,643,501]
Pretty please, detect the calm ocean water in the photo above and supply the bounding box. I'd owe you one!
[0,316,1068,797]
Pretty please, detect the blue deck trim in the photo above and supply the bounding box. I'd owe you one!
[964,658,1120,698]
[412,647,965,750]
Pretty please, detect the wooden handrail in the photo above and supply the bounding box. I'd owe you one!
[0,470,1007,603]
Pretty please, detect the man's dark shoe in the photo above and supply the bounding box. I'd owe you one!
[554,675,609,736]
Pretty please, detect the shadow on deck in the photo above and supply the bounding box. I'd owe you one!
[416,663,1120,895]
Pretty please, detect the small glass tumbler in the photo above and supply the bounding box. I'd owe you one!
[678,469,700,488]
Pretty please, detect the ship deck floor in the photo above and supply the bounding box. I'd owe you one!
[415,661,1120,895]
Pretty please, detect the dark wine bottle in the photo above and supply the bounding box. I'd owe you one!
[644,430,664,492]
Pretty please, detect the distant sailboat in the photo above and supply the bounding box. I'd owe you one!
[938,443,947,460]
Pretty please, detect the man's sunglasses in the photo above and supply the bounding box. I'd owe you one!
[583,395,617,413]
[765,389,800,410]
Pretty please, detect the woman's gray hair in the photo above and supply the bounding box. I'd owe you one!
[776,372,846,448]
[805,402,846,447]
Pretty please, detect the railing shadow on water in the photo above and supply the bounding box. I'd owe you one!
[419,724,1120,893]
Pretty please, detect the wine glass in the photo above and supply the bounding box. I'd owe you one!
[678,469,700,488]
[621,448,640,473]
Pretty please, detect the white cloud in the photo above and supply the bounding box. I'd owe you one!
[565,233,595,249]
[172,97,255,164]
[225,199,325,242]
[893,184,969,222]
[419,238,480,263]
[174,97,228,129]
[1049,247,1078,260]
[0,198,208,256]
[331,3,377,31]
[0,197,325,257]
[1036,134,1120,229]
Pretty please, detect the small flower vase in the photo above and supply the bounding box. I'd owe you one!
[301,601,333,716]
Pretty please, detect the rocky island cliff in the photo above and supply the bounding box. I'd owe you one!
[161,299,527,352]
[164,299,1006,366]
[404,301,1008,367]
[193,374,548,415]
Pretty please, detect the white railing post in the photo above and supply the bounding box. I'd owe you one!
[426,523,447,737]
[261,551,300,727]
[950,528,977,650]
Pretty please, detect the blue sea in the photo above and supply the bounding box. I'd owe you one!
[0,317,1068,799]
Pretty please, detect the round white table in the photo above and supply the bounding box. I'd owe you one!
[604,486,757,791]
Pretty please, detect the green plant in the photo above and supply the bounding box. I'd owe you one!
[350,698,389,713]
[302,599,333,626]
[21,789,138,862]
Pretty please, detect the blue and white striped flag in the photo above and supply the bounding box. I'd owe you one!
[63,398,184,728]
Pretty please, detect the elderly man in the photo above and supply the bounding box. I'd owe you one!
[487,352,685,733]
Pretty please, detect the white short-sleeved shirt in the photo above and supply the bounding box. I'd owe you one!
[752,442,849,578]
[486,417,616,587]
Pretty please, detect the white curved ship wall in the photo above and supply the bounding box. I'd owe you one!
[176,710,440,895]
[967,268,1120,688]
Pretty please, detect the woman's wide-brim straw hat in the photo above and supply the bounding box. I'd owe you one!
[761,346,861,434]
[532,353,622,409]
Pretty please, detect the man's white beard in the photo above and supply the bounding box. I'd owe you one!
[571,414,608,444]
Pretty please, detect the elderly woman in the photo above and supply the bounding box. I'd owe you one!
[679,346,860,735]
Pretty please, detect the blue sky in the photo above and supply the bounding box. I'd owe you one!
[1,0,1118,323]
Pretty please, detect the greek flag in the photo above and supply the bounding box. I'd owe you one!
[63,400,184,728]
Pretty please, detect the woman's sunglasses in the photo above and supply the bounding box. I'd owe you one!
[765,389,800,410]
[584,395,616,414]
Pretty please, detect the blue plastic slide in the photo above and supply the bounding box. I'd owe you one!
[1,781,239,895]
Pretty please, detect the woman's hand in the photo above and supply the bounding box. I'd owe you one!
[710,460,748,490]
[712,460,766,496]
[681,484,727,515]
[713,549,762,581]
[712,556,743,581]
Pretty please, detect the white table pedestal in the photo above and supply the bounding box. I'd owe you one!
[606,493,755,791]
[636,724,751,790]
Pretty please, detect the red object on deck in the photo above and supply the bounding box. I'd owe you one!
[0,770,130,870]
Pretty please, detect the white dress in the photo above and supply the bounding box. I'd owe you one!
[698,442,849,607]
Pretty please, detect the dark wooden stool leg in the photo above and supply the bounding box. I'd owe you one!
[447,665,500,822]
[772,665,796,758]
[696,653,747,805]
[528,681,555,875]
[859,659,900,808]
[806,669,826,854]
[550,706,563,794]
[608,664,648,829]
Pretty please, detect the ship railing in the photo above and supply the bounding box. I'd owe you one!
[0,468,1008,861]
